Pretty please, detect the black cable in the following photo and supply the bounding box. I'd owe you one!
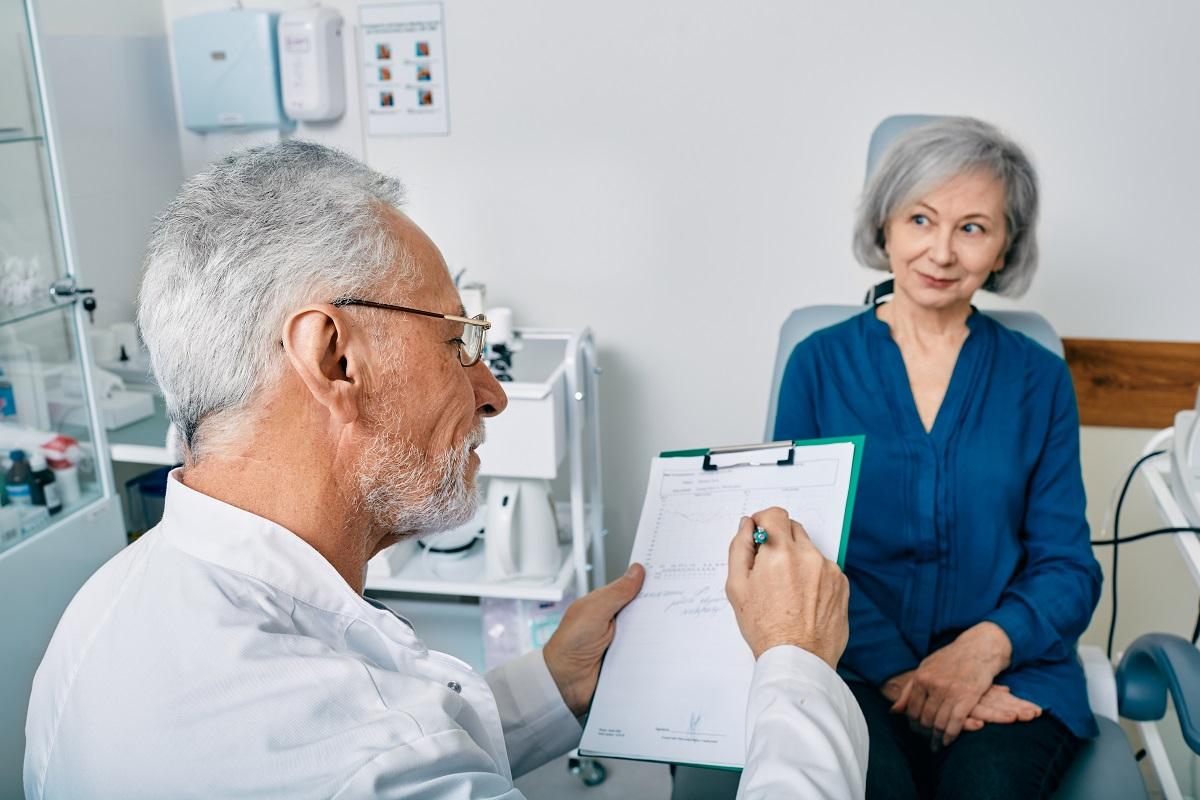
[1091,526,1200,546]
[1103,450,1166,662]
[1192,597,1200,646]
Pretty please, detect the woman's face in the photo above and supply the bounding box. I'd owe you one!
[883,170,1009,312]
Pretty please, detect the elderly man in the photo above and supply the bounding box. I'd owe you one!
[24,141,866,799]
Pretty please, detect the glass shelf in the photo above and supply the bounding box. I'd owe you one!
[0,297,72,329]
[0,131,42,145]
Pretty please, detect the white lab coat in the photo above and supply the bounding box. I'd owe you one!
[25,473,867,799]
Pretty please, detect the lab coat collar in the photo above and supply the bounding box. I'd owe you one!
[160,469,404,636]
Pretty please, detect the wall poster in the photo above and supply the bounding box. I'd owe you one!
[360,2,449,136]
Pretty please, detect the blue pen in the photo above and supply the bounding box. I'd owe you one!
[753,528,768,546]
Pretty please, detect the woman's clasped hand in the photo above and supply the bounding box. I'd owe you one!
[883,622,1042,750]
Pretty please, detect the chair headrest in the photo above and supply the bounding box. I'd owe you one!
[865,114,945,187]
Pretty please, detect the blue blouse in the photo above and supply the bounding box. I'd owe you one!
[773,307,1103,739]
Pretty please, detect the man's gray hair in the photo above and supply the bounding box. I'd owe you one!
[137,140,406,457]
[852,117,1039,297]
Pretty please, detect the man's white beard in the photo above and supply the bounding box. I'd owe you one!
[355,421,485,538]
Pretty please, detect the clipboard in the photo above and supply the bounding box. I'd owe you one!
[657,435,864,568]
[578,435,864,769]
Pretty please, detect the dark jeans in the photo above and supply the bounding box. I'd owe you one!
[847,680,1084,800]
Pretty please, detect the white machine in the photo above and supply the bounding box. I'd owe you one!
[484,478,560,582]
[1169,387,1200,528]
[277,6,345,122]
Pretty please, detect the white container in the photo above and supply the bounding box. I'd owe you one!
[49,461,80,506]
[278,7,345,121]
[476,337,567,480]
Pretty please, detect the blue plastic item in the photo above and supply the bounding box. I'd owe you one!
[0,368,15,418]
[1117,633,1200,754]
[171,9,294,133]
[124,466,171,535]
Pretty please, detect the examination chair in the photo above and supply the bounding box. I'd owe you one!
[671,114,1200,800]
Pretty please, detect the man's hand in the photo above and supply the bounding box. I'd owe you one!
[890,622,1014,747]
[543,564,645,716]
[724,507,849,667]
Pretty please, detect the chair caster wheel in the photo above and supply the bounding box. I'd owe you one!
[568,757,608,787]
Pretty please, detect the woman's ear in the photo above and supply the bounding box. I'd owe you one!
[281,304,367,425]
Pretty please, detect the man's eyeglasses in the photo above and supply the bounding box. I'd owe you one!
[332,297,491,367]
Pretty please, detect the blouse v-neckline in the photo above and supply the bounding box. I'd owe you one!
[867,306,986,441]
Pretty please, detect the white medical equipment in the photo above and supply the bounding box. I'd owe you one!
[171,9,293,133]
[1169,388,1200,528]
[484,478,560,582]
[46,365,154,431]
[277,7,345,122]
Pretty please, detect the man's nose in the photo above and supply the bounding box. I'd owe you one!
[469,361,508,418]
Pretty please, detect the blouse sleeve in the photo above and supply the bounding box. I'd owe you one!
[984,361,1103,668]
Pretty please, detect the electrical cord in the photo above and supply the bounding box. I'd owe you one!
[1092,448,1200,659]
[1092,527,1200,547]
[1097,449,1162,661]
[1192,597,1200,645]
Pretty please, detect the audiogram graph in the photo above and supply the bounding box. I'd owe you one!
[639,456,843,582]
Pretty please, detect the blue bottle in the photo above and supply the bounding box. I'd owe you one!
[0,368,15,419]
[6,450,33,506]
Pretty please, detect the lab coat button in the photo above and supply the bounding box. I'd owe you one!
[447,680,462,693]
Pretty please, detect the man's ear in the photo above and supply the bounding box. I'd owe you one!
[281,304,368,425]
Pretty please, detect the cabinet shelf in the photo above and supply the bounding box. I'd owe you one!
[0,131,43,146]
[0,297,72,329]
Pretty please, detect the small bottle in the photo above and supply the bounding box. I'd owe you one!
[29,452,62,514]
[6,449,33,506]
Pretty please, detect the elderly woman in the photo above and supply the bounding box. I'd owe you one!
[773,117,1102,799]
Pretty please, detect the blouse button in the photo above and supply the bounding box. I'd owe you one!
[447,681,462,694]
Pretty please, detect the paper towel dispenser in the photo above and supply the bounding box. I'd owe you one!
[171,9,294,133]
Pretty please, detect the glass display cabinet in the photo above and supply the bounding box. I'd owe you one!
[0,0,126,792]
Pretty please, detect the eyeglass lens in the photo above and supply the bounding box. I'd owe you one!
[460,316,487,365]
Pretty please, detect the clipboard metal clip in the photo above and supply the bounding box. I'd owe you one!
[702,440,795,472]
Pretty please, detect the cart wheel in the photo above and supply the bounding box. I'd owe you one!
[578,758,607,787]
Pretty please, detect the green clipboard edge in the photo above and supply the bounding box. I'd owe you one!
[657,435,865,569]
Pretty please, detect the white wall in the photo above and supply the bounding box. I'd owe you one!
[156,0,1200,789]
[37,0,165,36]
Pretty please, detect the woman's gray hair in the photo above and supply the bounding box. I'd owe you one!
[852,117,1039,297]
[137,140,407,459]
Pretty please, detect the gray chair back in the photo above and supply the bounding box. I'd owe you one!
[865,113,944,181]
[763,305,1064,440]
